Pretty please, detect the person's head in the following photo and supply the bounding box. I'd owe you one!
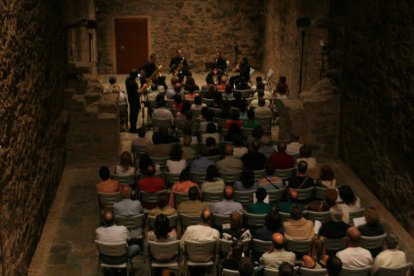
[265,162,276,176]
[384,233,399,249]
[194,95,202,105]
[272,233,286,250]
[174,94,182,105]
[240,169,255,189]
[309,236,326,261]
[139,154,154,173]
[181,101,191,113]
[151,83,158,92]
[299,145,312,158]
[256,187,267,203]
[149,53,157,63]
[206,121,217,133]
[251,140,261,151]
[176,49,183,57]
[154,214,170,239]
[288,188,298,201]
[109,76,117,85]
[152,132,163,145]
[182,135,192,147]
[256,76,263,84]
[251,126,264,140]
[257,90,265,99]
[325,188,339,207]
[120,184,132,199]
[206,137,217,149]
[297,160,308,174]
[265,210,282,232]
[179,167,191,182]
[137,127,146,138]
[239,258,254,276]
[157,193,169,209]
[206,165,219,182]
[330,206,344,222]
[201,207,213,225]
[119,151,133,169]
[188,186,200,201]
[320,165,335,181]
[223,185,235,200]
[346,227,362,246]
[224,144,234,156]
[129,69,138,79]
[169,144,183,161]
[326,256,342,276]
[364,206,380,226]
[279,262,294,276]
[290,204,303,220]
[102,209,115,227]
[230,109,240,120]
[174,82,182,93]
[277,142,287,153]
[99,166,110,180]
[338,185,357,205]
[229,211,243,230]
[258,98,266,107]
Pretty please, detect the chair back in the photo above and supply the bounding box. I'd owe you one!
[360,234,387,250]
[339,266,372,276]
[279,211,291,222]
[132,144,147,157]
[98,192,121,208]
[256,117,272,133]
[267,188,286,204]
[148,214,178,229]
[203,98,214,106]
[165,98,174,108]
[148,240,180,261]
[184,240,217,262]
[314,186,327,200]
[235,89,251,98]
[264,267,279,276]
[234,191,254,208]
[300,267,327,276]
[214,213,230,226]
[95,240,128,257]
[222,268,240,276]
[349,208,365,222]
[153,118,172,129]
[115,213,145,229]
[180,213,201,229]
[151,156,169,172]
[245,213,266,229]
[286,239,312,254]
[206,154,222,162]
[202,191,223,203]
[377,262,412,276]
[111,174,137,185]
[191,171,207,184]
[220,170,242,184]
[275,168,295,180]
[297,187,315,201]
[305,210,331,223]
[140,190,168,206]
[253,170,266,181]
[165,173,181,184]
[323,237,347,252]
[173,191,189,206]
[252,239,272,255]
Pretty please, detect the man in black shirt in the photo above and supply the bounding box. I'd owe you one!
[141,54,167,91]
[169,49,190,83]
[125,69,140,133]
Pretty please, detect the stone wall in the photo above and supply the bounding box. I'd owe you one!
[95,0,265,73]
[264,0,329,97]
[338,1,414,235]
[0,1,67,274]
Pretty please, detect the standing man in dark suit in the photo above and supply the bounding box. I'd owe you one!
[169,49,190,83]
[125,69,140,133]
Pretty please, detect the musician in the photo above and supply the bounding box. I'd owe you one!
[214,51,228,72]
[125,69,140,133]
[229,57,250,88]
[205,66,223,86]
[141,53,167,91]
[169,49,190,83]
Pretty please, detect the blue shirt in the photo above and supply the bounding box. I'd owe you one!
[190,157,214,173]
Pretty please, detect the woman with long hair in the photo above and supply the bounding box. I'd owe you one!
[234,169,258,192]
[114,151,135,175]
[302,236,328,269]
[222,212,251,242]
[201,165,225,193]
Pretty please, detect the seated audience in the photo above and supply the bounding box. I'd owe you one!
[173,94,183,110]
[212,185,244,215]
[132,127,151,147]
[147,214,177,242]
[190,146,214,173]
[279,262,295,276]
[96,166,120,193]
[152,98,174,126]
[317,165,336,189]
[283,205,314,240]
[113,185,143,237]
[222,83,235,101]
[254,98,273,117]
[169,167,198,207]
[175,101,191,120]
[242,140,267,170]
[201,122,221,144]
[302,236,329,269]
[146,132,171,158]
[199,110,217,133]
[222,211,252,242]
[288,161,315,189]
[372,233,408,274]
[258,162,283,190]
[296,145,317,169]
[260,233,296,268]
[222,240,244,271]
[96,210,139,260]
[191,95,207,110]
[269,142,295,169]
[181,135,197,160]
[319,207,350,239]
[166,79,183,99]
[259,134,275,158]
[336,185,361,224]
[357,206,384,257]
[326,256,342,276]
[277,189,305,213]
[273,76,290,98]
[201,165,225,193]
[230,91,248,111]
[138,154,159,175]
[225,109,244,129]
[158,126,179,144]
[166,144,186,174]
[149,193,177,217]
[177,186,208,216]
[217,144,243,172]
[234,169,259,192]
[253,210,284,240]
[250,90,271,108]
[306,188,338,212]
[285,133,302,156]
[232,135,248,158]
[336,227,373,268]
[243,109,260,129]
[205,137,221,156]
[224,123,242,143]
[247,188,271,214]
[138,164,165,193]
[184,76,200,94]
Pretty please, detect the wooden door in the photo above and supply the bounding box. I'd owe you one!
[114,18,148,74]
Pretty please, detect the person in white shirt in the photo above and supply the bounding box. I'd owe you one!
[166,144,186,174]
[286,133,302,156]
[152,97,174,126]
[336,227,373,268]
[373,233,408,273]
[114,151,135,175]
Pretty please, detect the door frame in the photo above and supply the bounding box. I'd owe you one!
[112,15,152,74]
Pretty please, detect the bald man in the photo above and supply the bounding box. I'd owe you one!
[260,233,296,269]
[277,188,305,213]
[96,209,140,259]
[212,185,244,215]
[216,144,243,172]
[336,227,373,268]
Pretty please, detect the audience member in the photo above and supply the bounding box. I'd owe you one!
[288,161,315,189]
[234,169,259,192]
[96,166,120,193]
[152,98,174,126]
[212,185,244,215]
[201,122,221,144]
[274,76,290,98]
[254,98,273,117]
[326,256,342,276]
[317,165,336,189]
[166,144,186,174]
[132,127,151,147]
[222,211,251,242]
[181,135,197,160]
[191,95,207,110]
[190,145,214,172]
[225,109,244,129]
[247,188,271,214]
[302,236,329,269]
[259,134,275,158]
[222,240,244,271]
[319,206,350,239]
[201,165,225,193]
[277,189,304,213]
[253,210,284,240]
[336,185,361,224]
[232,135,248,158]
[243,109,260,129]
[146,132,171,158]
[138,154,160,175]
[336,227,373,268]
[224,123,242,142]
[250,90,270,108]
[372,233,408,273]
[177,186,208,216]
[258,162,283,189]
[358,206,385,257]
[114,151,135,175]
[286,133,302,156]
[279,262,294,276]
[269,142,295,169]
[149,193,177,216]
[169,167,198,207]
[296,145,317,169]
[184,76,200,94]
[241,140,267,170]
[138,164,165,194]
[147,214,177,242]
[306,188,338,212]
[260,233,296,269]
[230,91,248,111]
[173,94,183,110]
[283,205,314,240]
[217,144,243,172]
[205,137,221,156]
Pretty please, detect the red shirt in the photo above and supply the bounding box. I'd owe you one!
[224,119,243,129]
[138,176,166,193]
[269,152,295,169]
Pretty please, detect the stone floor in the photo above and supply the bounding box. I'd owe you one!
[28,73,414,275]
